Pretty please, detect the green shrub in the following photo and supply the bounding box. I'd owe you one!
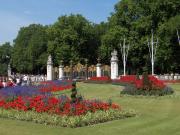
[71,81,77,103]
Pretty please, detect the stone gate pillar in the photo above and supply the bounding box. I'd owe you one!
[59,60,64,79]
[96,58,101,77]
[47,55,53,81]
[111,50,118,79]
[7,64,11,77]
[85,59,88,80]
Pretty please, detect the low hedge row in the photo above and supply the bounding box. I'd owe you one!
[0,108,136,128]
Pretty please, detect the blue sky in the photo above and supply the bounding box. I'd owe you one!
[0,0,119,44]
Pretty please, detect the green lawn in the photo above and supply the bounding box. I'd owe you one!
[0,83,180,135]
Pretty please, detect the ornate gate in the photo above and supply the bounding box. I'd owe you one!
[63,63,110,80]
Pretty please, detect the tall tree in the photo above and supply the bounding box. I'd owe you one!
[47,14,101,65]
[12,24,48,74]
[0,42,12,75]
[99,0,180,74]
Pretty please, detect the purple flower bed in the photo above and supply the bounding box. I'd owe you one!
[0,80,72,99]
[0,85,51,99]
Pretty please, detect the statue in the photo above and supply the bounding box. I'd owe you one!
[47,55,52,65]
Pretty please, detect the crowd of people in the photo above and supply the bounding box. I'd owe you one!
[0,74,47,89]
[0,77,15,88]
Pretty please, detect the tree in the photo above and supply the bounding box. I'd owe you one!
[0,42,12,75]
[2,0,180,75]
[157,15,180,73]
[12,24,48,74]
[47,14,101,65]
[99,0,180,74]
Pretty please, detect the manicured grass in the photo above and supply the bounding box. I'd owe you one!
[0,83,180,135]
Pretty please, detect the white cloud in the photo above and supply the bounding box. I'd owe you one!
[0,11,33,44]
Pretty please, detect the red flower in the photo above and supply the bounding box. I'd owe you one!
[89,76,111,81]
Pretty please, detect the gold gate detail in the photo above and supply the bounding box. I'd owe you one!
[63,63,110,79]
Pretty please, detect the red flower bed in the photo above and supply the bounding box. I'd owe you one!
[114,75,166,90]
[148,75,166,90]
[89,76,111,81]
[0,95,120,116]
[114,75,137,84]
[39,80,73,92]
[134,79,143,89]
[134,75,165,90]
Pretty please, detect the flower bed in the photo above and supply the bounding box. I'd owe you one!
[0,85,51,99]
[85,76,111,84]
[119,75,174,96]
[39,80,73,92]
[0,80,72,99]
[0,93,136,128]
[112,75,137,86]
[0,95,120,116]
[0,108,136,128]
[0,80,136,127]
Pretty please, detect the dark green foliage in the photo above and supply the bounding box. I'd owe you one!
[107,98,112,106]
[142,67,151,90]
[47,14,102,65]
[0,63,8,76]
[120,84,174,96]
[162,86,174,95]
[99,0,180,73]
[77,94,84,102]
[70,82,83,103]
[12,24,48,74]
[71,81,77,103]
[0,42,12,75]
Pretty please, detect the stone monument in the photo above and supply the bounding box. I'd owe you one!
[7,64,11,77]
[111,50,118,79]
[47,55,53,80]
[59,60,64,79]
[96,58,101,77]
